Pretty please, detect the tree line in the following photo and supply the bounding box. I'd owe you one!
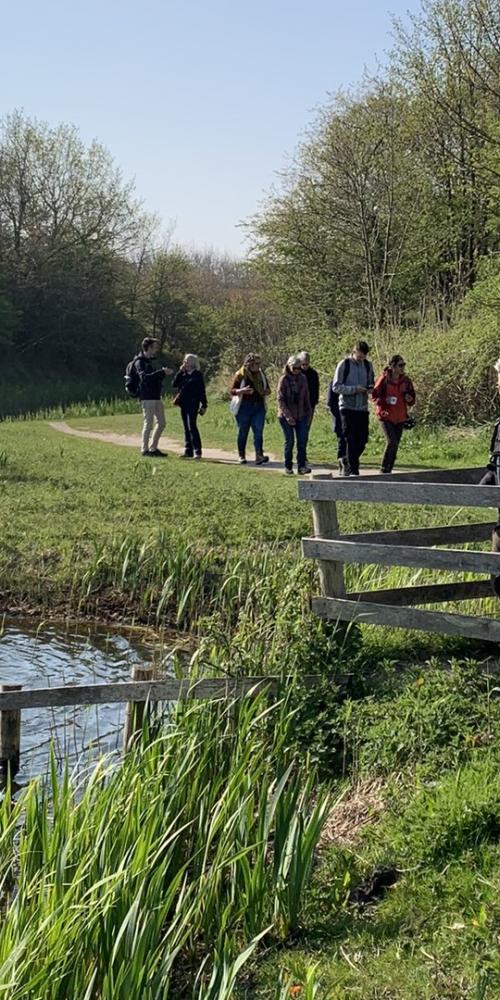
[250,0,500,332]
[1,0,499,423]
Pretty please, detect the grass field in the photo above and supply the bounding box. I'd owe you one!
[1,411,500,997]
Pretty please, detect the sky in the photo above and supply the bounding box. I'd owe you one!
[1,0,422,257]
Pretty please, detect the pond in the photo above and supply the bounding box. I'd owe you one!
[0,621,179,781]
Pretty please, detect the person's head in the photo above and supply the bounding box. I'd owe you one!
[183,353,200,372]
[142,337,160,358]
[387,354,406,376]
[243,353,262,373]
[351,340,370,362]
[299,351,310,369]
[286,354,303,375]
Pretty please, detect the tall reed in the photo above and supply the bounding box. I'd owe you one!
[0,691,335,998]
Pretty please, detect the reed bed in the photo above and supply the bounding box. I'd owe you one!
[0,692,334,999]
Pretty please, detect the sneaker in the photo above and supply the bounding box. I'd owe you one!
[179,453,193,459]
[149,449,167,457]
[298,467,311,475]
[239,457,247,465]
[284,468,294,476]
[255,454,270,465]
[194,453,202,460]
[141,450,152,457]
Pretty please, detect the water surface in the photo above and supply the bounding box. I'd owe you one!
[0,621,171,780]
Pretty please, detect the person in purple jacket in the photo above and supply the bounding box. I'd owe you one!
[277,355,312,476]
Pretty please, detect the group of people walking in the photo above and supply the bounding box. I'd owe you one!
[229,341,416,475]
[131,336,417,475]
[132,338,207,459]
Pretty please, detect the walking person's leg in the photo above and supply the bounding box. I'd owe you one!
[149,400,166,453]
[188,408,202,456]
[250,407,267,462]
[279,416,294,473]
[236,407,251,462]
[380,421,402,473]
[297,418,310,472]
[181,408,193,456]
[341,411,360,475]
[303,408,314,466]
[141,400,155,454]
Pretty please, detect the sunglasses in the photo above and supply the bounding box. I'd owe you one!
[291,366,301,371]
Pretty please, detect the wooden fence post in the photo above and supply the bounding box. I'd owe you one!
[123,666,153,753]
[0,684,22,778]
[310,474,345,599]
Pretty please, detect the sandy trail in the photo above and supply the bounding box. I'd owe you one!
[49,420,394,476]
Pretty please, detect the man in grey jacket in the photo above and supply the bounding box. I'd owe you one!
[331,340,374,476]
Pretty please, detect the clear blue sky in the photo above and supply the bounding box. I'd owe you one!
[2,0,421,257]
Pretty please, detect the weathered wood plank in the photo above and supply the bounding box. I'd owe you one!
[0,684,22,776]
[347,579,493,606]
[302,537,500,574]
[312,596,500,642]
[298,479,500,508]
[0,676,320,711]
[361,467,484,485]
[340,521,496,547]
[311,492,345,598]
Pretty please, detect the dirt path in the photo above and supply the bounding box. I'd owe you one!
[48,420,390,476]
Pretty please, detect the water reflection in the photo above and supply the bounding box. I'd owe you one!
[0,621,174,780]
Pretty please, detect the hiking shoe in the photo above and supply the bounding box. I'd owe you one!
[239,457,247,465]
[255,454,270,465]
[194,453,202,460]
[284,468,294,476]
[179,453,193,459]
[149,449,167,457]
[141,450,152,457]
[298,466,311,475]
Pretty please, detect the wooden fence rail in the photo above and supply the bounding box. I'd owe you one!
[299,468,500,643]
[0,672,320,777]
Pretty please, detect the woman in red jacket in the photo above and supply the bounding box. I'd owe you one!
[372,355,416,474]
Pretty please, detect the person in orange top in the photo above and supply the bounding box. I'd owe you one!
[372,354,416,474]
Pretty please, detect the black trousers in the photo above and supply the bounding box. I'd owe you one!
[340,410,369,475]
[181,406,202,456]
[380,421,404,473]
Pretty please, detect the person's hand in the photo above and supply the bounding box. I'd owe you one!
[163,366,173,375]
[356,385,368,394]
[199,405,207,416]
[287,417,296,426]
[239,386,254,395]
[404,393,413,403]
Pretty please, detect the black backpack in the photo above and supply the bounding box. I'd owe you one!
[124,356,141,397]
[326,357,372,419]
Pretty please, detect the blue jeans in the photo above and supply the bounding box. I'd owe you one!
[279,416,308,470]
[236,404,266,457]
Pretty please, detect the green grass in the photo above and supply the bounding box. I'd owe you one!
[2,413,500,996]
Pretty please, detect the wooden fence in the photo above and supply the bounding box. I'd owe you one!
[0,669,319,777]
[299,467,500,643]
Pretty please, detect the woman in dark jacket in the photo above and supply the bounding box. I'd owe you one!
[172,354,207,459]
[277,355,312,475]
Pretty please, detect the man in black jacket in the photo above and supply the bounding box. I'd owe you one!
[299,351,319,472]
[134,338,173,457]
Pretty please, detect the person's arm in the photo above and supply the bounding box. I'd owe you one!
[367,362,375,393]
[310,370,319,408]
[135,357,166,386]
[404,377,416,406]
[332,360,357,395]
[277,376,294,422]
[199,372,208,410]
[172,369,185,388]
[371,373,386,401]
[303,378,312,418]
[261,371,271,396]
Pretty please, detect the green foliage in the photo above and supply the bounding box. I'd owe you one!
[0,697,333,997]
[340,660,500,777]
